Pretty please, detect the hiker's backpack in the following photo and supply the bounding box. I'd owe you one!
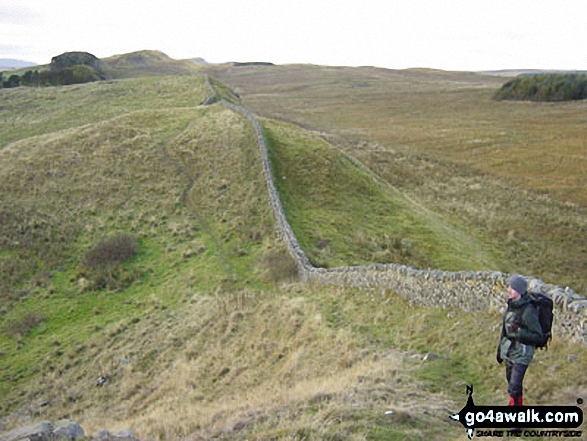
[527,291,554,349]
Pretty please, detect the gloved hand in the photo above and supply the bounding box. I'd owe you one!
[496,349,503,364]
[507,321,520,333]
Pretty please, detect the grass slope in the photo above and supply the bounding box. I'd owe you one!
[263,118,498,271]
[0,77,289,418]
[0,75,209,148]
[4,283,585,440]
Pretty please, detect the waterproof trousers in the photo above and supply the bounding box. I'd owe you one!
[505,361,528,405]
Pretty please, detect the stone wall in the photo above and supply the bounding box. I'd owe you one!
[201,76,219,106]
[205,78,587,345]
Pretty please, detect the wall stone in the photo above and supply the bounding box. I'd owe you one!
[204,77,587,346]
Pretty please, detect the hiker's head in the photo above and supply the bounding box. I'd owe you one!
[508,275,527,300]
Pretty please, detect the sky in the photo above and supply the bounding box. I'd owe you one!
[1,0,586,71]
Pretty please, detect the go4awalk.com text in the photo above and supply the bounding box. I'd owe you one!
[450,385,583,439]
[465,407,581,427]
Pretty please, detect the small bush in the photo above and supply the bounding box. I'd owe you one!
[83,233,138,271]
[39,65,101,86]
[59,65,101,85]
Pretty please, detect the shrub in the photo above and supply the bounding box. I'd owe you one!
[81,233,140,291]
[83,233,138,272]
[494,73,587,101]
[20,70,39,86]
[3,74,20,88]
[58,65,101,85]
[39,65,101,86]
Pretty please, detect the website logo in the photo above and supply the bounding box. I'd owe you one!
[450,385,583,439]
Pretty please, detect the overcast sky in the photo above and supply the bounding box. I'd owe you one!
[1,0,585,71]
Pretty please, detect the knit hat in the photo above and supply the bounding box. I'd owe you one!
[509,275,528,295]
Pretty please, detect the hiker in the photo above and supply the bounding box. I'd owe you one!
[496,275,544,406]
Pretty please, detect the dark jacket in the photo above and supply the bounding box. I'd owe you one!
[498,292,543,365]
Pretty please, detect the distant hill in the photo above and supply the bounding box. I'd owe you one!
[101,50,202,78]
[480,69,587,77]
[0,58,37,69]
[2,52,103,87]
[2,50,205,87]
[228,61,275,67]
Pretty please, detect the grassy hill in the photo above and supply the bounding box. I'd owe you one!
[1,58,586,439]
[101,50,202,78]
[263,118,498,271]
[0,74,287,413]
[0,75,211,147]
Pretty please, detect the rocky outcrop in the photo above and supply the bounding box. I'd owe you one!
[0,420,139,441]
[0,421,53,441]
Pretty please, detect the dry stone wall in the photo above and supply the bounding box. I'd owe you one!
[205,78,587,345]
[201,76,219,106]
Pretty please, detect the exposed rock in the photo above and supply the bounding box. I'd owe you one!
[567,300,587,313]
[0,421,53,441]
[53,420,84,440]
[0,421,140,441]
[310,392,332,403]
[232,419,250,432]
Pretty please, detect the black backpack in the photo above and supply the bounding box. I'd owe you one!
[527,291,554,349]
